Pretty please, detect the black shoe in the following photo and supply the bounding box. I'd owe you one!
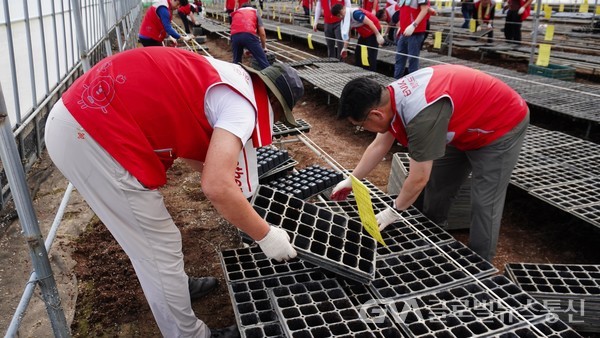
[188,276,218,301]
[210,324,240,338]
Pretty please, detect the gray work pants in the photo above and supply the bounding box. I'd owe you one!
[324,21,344,59]
[45,100,210,338]
[422,112,529,262]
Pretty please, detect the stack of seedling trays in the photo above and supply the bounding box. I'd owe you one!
[505,262,600,333]
[386,275,582,337]
[272,118,311,138]
[257,147,298,183]
[263,165,344,200]
[218,247,401,337]
[268,278,403,338]
[221,163,584,336]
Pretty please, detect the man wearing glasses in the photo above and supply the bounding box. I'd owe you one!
[330,64,529,263]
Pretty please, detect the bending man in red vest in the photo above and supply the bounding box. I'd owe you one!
[231,3,270,69]
[45,47,303,338]
[313,0,352,59]
[332,4,385,71]
[331,65,529,263]
[139,0,192,46]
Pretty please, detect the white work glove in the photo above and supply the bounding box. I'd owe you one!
[340,48,348,59]
[375,32,385,46]
[487,23,493,29]
[476,25,482,32]
[168,36,178,45]
[375,207,402,231]
[182,34,193,42]
[403,23,416,36]
[257,226,297,262]
[518,6,525,15]
[330,176,352,201]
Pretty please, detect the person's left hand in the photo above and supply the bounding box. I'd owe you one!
[487,23,493,29]
[403,24,415,36]
[375,207,401,231]
[518,6,525,14]
[182,34,193,42]
[168,36,178,45]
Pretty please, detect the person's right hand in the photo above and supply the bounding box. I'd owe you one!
[375,207,401,231]
[476,25,482,32]
[257,226,297,262]
[182,34,193,42]
[375,32,385,46]
[518,6,525,14]
[330,176,352,201]
[340,48,348,59]
[312,23,318,32]
[169,36,178,45]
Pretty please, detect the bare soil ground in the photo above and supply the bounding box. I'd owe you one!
[1,34,599,338]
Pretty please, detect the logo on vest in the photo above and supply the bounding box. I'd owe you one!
[77,61,126,114]
[234,163,245,190]
[397,75,420,96]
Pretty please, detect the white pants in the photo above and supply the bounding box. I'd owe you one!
[45,99,210,338]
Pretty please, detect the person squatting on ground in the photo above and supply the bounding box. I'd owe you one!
[473,0,496,43]
[330,65,530,262]
[394,0,431,78]
[231,3,270,69]
[503,0,532,43]
[44,47,304,338]
[313,0,352,59]
[332,4,385,71]
[139,0,192,47]
[177,0,200,34]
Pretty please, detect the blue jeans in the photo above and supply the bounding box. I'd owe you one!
[231,32,270,69]
[394,33,425,78]
[461,7,472,28]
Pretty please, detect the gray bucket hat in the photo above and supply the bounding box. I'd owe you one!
[241,63,304,127]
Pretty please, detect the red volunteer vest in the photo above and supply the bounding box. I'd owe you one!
[139,1,172,42]
[179,3,193,15]
[474,1,493,23]
[62,48,272,189]
[399,0,430,33]
[230,8,259,35]
[355,9,382,37]
[362,0,379,12]
[388,65,527,151]
[320,0,345,23]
